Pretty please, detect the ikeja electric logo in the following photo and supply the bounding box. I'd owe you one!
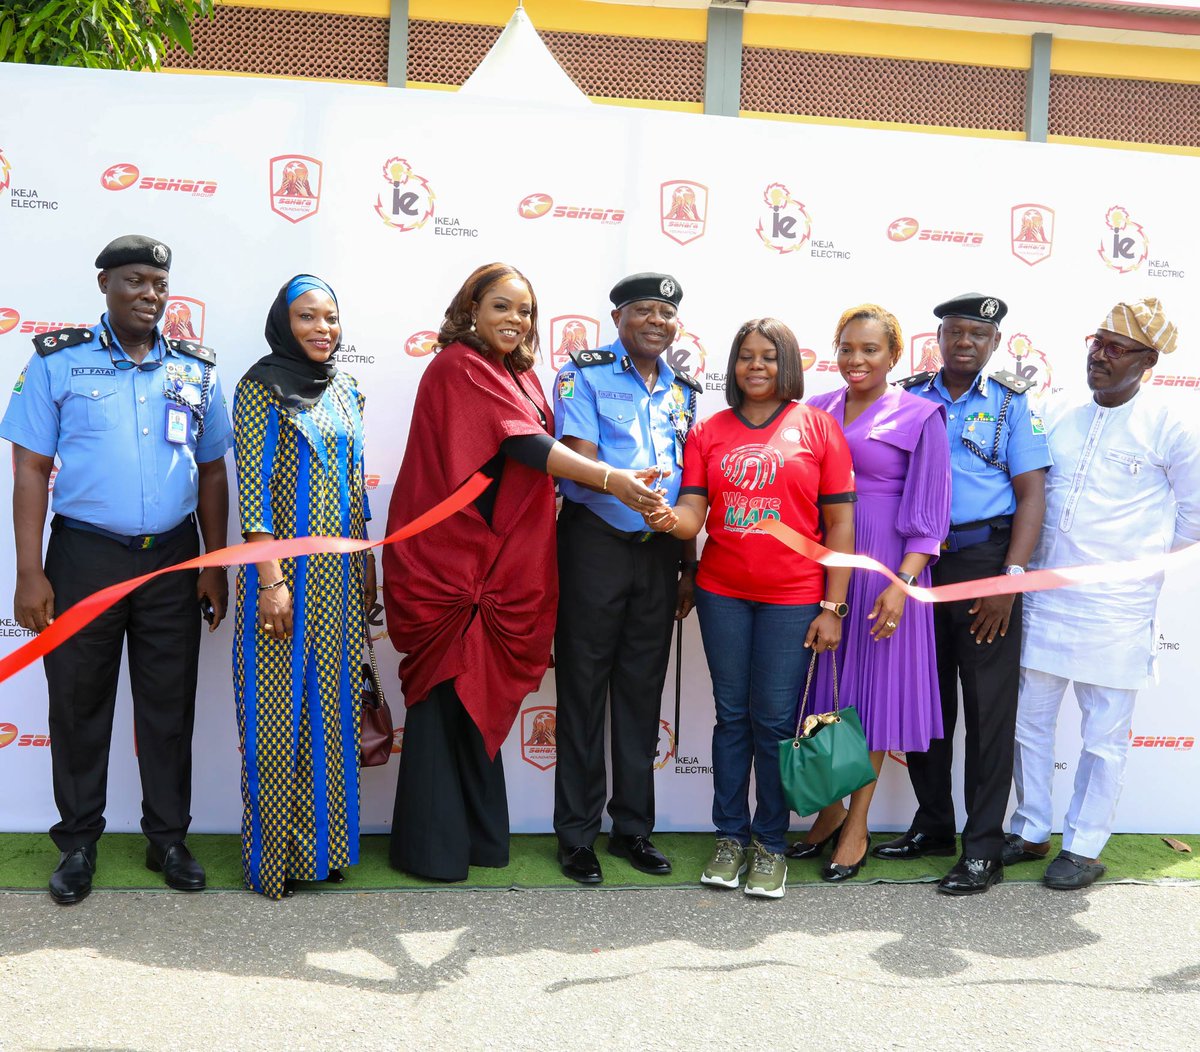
[518,193,625,225]
[374,156,435,232]
[910,332,942,374]
[653,719,676,771]
[0,308,19,336]
[661,180,708,245]
[549,315,601,370]
[404,330,439,357]
[269,155,322,224]
[1005,333,1052,398]
[887,216,982,246]
[0,723,16,749]
[101,162,216,197]
[1099,205,1149,274]
[521,706,557,770]
[1011,204,1054,267]
[664,320,706,381]
[757,183,812,254]
[0,147,11,194]
[162,297,205,342]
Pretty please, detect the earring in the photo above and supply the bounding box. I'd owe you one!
[470,317,477,332]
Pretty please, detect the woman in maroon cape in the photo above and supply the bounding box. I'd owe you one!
[383,263,667,882]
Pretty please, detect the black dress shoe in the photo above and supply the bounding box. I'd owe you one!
[1043,850,1106,890]
[821,833,870,883]
[558,844,603,884]
[871,830,957,861]
[786,820,844,860]
[607,835,672,875]
[937,857,1003,896]
[146,841,206,891]
[324,868,346,884]
[1001,832,1051,867]
[49,844,97,905]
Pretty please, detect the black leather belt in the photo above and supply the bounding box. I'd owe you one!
[942,516,1012,553]
[564,501,660,544]
[55,514,193,551]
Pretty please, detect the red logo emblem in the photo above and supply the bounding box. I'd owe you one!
[661,180,708,245]
[270,155,323,224]
[800,348,817,372]
[0,308,19,336]
[757,183,812,254]
[0,723,17,749]
[1099,205,1149,274]
[1010,204,1054,267]
[162,297,205,342]
[391,727,404,755]
[404,330,439,358]
[521,706,557,770]
[664,321,707,381]
[653,719,676,770]
[887,217,919,242]
[549,315,600,370]
[101,163,140,191]
[518,193,553,219]
[375,156,435,232]
[910,332,942,374]
[1006,333,1052,398]
[0,148,11,194]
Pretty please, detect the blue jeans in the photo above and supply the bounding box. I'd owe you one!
[695,587,819,854]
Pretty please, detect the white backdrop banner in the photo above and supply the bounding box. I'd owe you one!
[0,63,1196,837]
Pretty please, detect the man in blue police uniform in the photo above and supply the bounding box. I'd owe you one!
[552,272,701,884]
[872,292,1050,895]
[0,234,232,905]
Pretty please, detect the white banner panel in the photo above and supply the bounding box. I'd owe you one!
[0,63,1195,836]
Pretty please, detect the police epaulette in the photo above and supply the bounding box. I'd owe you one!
[674,371,703,394]
[33,327,94,356]
[895,371,935,390]
[166,337,217,366]
[989,369,1032,395]
[569,349,616,368]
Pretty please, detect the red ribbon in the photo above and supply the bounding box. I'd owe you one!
[0,473,491,684]
[753,518,1200,602]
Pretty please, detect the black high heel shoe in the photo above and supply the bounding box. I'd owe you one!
[785,819,845,860]
[821,833,870,883]
[324,868,345,884]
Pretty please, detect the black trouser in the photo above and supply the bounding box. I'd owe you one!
[43,519,201,852]
[906,532,1021,861]
[389,680,509,881]
[553,502,681,848]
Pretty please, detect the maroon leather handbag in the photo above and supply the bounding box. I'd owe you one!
[360,624,394,767]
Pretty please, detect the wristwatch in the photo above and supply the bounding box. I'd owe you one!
[896,571,918,587]
[1003,565,1026,576]
[819,600,849,618]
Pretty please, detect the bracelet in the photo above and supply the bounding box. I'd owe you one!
[258,579,287,593]
[601,468,611,493]
[897,571,917,587]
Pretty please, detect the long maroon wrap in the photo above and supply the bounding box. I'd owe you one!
[382,342,557,757]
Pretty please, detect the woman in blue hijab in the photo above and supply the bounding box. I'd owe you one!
[232,275,375,899]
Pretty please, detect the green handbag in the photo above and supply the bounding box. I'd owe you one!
[778,650,877,817]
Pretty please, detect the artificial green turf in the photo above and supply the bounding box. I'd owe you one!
[1,832,1197,892]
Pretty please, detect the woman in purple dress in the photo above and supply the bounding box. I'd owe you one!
[787,304,950,881]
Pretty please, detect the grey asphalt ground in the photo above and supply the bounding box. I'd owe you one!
[1,882,1197,1051]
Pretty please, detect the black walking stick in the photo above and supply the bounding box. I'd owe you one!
[673,617,683,755]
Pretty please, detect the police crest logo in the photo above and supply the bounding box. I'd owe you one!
[162,297,205,342]
[520,706,557,770]
[756,182,812,254]
[660,180,708,245]
[404,330,439,358]
[374,156,435,232]
[0,307,19,336]
[980,298,1001,320]
[653,719,677,771]
[549,315,600,370]
[1010,204,1054,267]
[270,155,323,224]
[910,332,942,374]
[100,162,139,191]
[1098,205,1149,274]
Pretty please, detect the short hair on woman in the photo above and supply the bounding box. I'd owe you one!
[832,303,904,367]
[724,318,804,409]
[438,262,540,373]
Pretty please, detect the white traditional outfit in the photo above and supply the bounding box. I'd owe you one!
[1012,301,1200,859]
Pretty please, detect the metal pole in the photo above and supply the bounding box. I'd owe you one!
[1026,32,1052,142]
[387,0,410,89]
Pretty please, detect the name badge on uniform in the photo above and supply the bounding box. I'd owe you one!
[165,406,189,444]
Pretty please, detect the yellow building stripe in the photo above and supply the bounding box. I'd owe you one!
[162,66,387,86]
[216,0,390,16]
[1048,134,1200,157]
[1051,38,1200,85]
[410,0,706,41]
[741,109,1027,141]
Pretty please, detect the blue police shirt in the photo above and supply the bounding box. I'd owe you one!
[913,369,1052,525]
[0,314,233,536]
[554,338,697,532]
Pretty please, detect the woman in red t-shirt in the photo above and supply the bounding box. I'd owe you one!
[646,318,855,899]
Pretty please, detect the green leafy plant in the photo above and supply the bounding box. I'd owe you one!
[0,0,215,70]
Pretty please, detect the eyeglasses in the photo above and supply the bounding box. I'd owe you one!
[107,345,163,372]
[1084,334,1151,361]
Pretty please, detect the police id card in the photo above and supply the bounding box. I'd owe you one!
[165,405,190,444]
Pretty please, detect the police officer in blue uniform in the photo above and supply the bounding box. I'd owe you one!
[0,235,233,904]
[872,292,1050,895]
[552,272,701,883]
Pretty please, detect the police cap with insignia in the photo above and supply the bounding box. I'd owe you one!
[610,272,683,311]
[933,292,1007,326]
[94,234,172,273]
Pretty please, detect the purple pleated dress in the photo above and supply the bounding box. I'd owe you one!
[806,387,950,752]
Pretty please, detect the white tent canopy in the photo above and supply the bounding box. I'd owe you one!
[458,4,592,108]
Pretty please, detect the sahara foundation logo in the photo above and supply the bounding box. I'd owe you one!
[100,162,216,197]
[161,297,205,342]
[886,216,983,246]
[374,156,435,232]
[404,330,439,358]
[269,155,323,224]
[910,332,942,375]
[1005,333,1053,399]
[1098,205,1148,274]
[521,706,557,770]
[0,308,19,336]
[664,320,706,382]
[0,723,17,749]
[549,315,601,370]
[518,193,624,225]
[653,719,676,771]
[660,180,708,245]
[1011,204,1054,267]
[756,182,812,254]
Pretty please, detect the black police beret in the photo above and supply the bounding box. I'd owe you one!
[933,292,1007,326]
[95,234,172,273]
[610,272,683,311]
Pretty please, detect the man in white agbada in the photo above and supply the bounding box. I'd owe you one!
[1002,298,1200,889]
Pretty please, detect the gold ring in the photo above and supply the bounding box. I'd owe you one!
[886,620,897,629]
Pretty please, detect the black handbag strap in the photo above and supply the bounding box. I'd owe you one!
[363,615,386,709]
[793,648,840,740]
